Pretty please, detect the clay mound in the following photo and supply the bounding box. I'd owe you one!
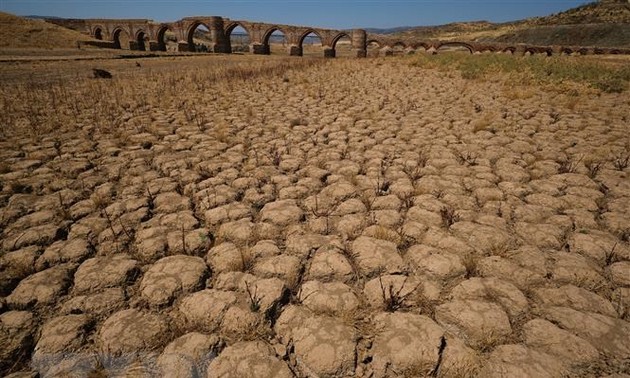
[0,12,93,49]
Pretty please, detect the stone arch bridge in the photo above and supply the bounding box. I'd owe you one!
[70,16,630,57]
[81,16,366,57]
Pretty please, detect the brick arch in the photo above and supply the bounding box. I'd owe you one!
[186,20,212,49]
[298,29,323,48]
[436,41,474,54]
[135,29,148,51]
[156,24,173,51]
[365,39,384,57]
[112,26,131,49]
[262,26,289,45]
[225,21,250,38]
[525,47,552,56]
[388,41,407,56]
[524,47,536,55]
[502,46,516,54]
[412,42,430,50]
[577,47,590,55]
[225,22,251,53]
[331,32,351,50]
[92,25,105,40]
[392,41,407,48]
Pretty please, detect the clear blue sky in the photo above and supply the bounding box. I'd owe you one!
[1,0,591,29]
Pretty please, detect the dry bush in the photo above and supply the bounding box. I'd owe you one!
[378,275,420,312]
[244,281,262,312]
[473,329,506,353]
[402,150,428,181]
[585,159,604,178]
[455,151,478,166]
[612,150,630,171]
[462,253,479,279]
[556,155,583,174]
[440,206,460,229]
[367,225,402,245]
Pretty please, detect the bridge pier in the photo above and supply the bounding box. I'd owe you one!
[289,45,302,56]
[208,16,231,53]
[251,43,270,55]
[129,40,146,51]
[352,29,367,58]
[149,41,166,52]
[324,47,335,58]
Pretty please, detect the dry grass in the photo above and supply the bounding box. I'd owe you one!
[0,55,319,139]
[0,12,94,49]
[410,53,630,93]
[2,47,630,377]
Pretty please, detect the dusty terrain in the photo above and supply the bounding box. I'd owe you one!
[1,52,629,378]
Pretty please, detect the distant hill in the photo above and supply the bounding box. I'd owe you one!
[388,1,630,47]
[0,12,94,49]
[485,23,630,48]
[25,15,63,20]
[365,27,415,35]
[390,21,500,40]
[530,0,630,25]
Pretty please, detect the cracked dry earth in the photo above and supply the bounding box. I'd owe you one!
[1,56,630,377]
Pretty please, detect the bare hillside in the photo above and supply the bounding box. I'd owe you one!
[390,1,630,47]
[0,12,93,49]
[531,0,630,25]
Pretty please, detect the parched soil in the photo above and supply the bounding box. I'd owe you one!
[1,54,629,377]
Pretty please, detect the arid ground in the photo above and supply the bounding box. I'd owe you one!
[1,52,629,377]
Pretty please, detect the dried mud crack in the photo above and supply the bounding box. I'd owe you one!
[1,54,629,377]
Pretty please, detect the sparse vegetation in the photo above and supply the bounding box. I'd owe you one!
[462,253,479,279]
[440,206,460,229]
[410,53,630,93]
[378,275,419,312]
[557,155,583,174]
[612,150,630,171]
[585,159,604,178]
[244,281,262,312]
[1,12,629,376]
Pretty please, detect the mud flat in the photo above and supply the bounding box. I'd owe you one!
[1,54,629,377]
